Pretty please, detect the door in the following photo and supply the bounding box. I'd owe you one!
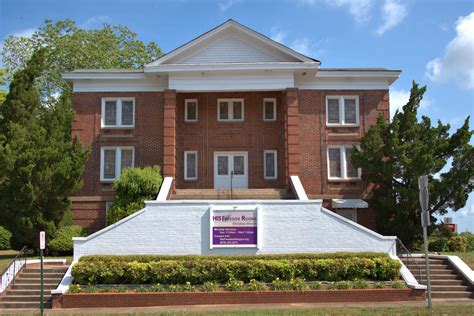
[214,152,248,189]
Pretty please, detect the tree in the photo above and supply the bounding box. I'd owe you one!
[0,49,90,248]
[1,19,162,99]
[351,82,473,248]
[0,69,7,104]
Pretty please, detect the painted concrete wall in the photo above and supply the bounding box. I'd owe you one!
[73,200,396,260]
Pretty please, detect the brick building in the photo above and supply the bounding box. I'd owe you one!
[63,20,400,232]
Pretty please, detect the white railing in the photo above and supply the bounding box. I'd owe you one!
[289,175,308,200]
[0,246,28,294]
[156,177,174,201]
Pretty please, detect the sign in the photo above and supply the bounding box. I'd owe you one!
[210,208,258,248]
[446,223,457,233]
[39,231,45,250]
[418,175,430,227]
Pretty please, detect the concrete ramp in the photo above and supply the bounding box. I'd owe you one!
[73,200,396,260]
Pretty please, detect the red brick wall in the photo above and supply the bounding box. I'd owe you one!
[175,92,286,189]
[71,92,164,231]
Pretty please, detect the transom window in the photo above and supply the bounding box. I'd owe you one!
[263,98,276,121]
[327,145,361,180]
[184,151,198,180]
[264,150,277,180]
[218,99,244,122]
[185,99,198,122]
[101,98,135,128]
[100,147,134,181]
[326,96,359,125]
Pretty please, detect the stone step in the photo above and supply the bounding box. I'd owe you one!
[20,272,65,278]
[23,268,68,273]
[418,274,462,280]
[418,269,457,275]
[172,189,292,200]
[0,301,52,309]
[431,285,470,292]
[6,289,46,295]
[1,294,52,302]
[14,278,60,284]
[405,265,450,270]
[10,283,58,290]
[431,291,473,299]
[430,279,466,286]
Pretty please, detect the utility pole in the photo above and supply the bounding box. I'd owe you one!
[418,175,432,309]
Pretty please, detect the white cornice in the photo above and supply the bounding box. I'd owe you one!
[145,62,319,73]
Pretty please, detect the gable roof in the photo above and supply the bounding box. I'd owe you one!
[145,19,320,69]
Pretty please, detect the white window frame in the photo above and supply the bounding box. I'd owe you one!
[335,209,358,222]
[185,99,198,122]
[325,96,359,126]
[100,146,135,182]
[263,150,278,180]
[101,97,135,128]
[263,98,276,121]
[327,145,361,180]
[217,98,244,122]
[184,150,198,180]
[105,201,113,225]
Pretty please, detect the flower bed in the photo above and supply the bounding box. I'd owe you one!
[71,252,401,285]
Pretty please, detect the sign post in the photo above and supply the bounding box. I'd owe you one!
[418,175,432,309]
[39,231,45,316]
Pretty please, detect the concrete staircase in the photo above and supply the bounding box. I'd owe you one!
[0,264,68,309]
[172,188,294,200]
[404,257,473,299]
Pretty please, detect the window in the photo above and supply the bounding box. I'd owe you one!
[105,201,113,225]
[100,147,134,181]
[335,209,357,222]
[263,98,276,121]
[184,151,198,180]
[264,150,277,180]
[185,99,198,122]
[327,145,361,180]
[326,96,359,125]
[218,99,244,121]
[101,98,135,128]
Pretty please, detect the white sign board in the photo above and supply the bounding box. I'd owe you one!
[39,231,45,250]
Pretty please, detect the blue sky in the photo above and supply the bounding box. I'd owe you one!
[1,0,473,231]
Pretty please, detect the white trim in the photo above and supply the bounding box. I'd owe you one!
[263,150,277,180]
[156,177,174,201]
[184,99,198,122]
[289,175,308,200]
[263,98,276,121]
[62,71,146,80]
[391,255,427,290]
[217,98,244,122]
[325,96,359,126]
[332,199,368,209]
[100,146,135,182]
[411,254,474,285]
[145,20,318,67]
[51,260,76,295]
[101,97,135,128]
[146,62,318,73]
[327,145,361,180]
[184,151,198,180]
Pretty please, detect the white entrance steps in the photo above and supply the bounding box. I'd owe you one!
[171,188,293,200]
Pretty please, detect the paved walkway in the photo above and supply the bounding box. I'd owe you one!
[0,299,472,315]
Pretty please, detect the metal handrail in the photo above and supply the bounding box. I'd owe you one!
[396,238,423,283]
[0,246,28,294]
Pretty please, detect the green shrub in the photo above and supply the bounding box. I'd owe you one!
[49,225,87,255]
[68,284,82,293]
[116,285,128,293]
[202,281,218,292]
[150,284,165,292]
[448,236,468,252]
[429,237,449,252]
[290,278,309,292]
[391,281,405,289]
[272,278,292,291]
[71,253,401,286]
[310,281,322,290]
[225,279,245,291]
[353,279,370,289]
[0,226,12,250]
[107,165,163,224]
[460,232,474,251]
[334,281,351,289]
[183,282,196,292]
[248,279,268,291]
[374,281,385,289]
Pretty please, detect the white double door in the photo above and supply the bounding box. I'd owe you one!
[214,152,248,189]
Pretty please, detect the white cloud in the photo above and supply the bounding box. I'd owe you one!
[290,38,311,56]
[218,0,241,11]
[80,15,111,29]
[389,88,431,118]
[270,27,287,44]
[299,0,374,23]
[376,0,407,35]
[426,12,474,90]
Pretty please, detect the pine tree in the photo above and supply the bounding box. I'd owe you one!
[351,82,473,248]
[0,49,89,248]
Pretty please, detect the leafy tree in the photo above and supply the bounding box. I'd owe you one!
[0,69,7,104]
[107,166,163,224]
[1,19,162,99]
[0,49,90,248]
[351,82,473,248]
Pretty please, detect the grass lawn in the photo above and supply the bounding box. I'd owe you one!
[0,249,72,273]
[443,251,474,269]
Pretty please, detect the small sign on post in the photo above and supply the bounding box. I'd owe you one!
[39,231,45,250]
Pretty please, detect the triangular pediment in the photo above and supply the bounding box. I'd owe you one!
[146,20,319,67]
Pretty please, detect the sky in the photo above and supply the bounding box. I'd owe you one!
[0,0,473,231]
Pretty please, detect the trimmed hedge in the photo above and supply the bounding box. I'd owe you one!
[0,226,12,250]
[71,253,400,285]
